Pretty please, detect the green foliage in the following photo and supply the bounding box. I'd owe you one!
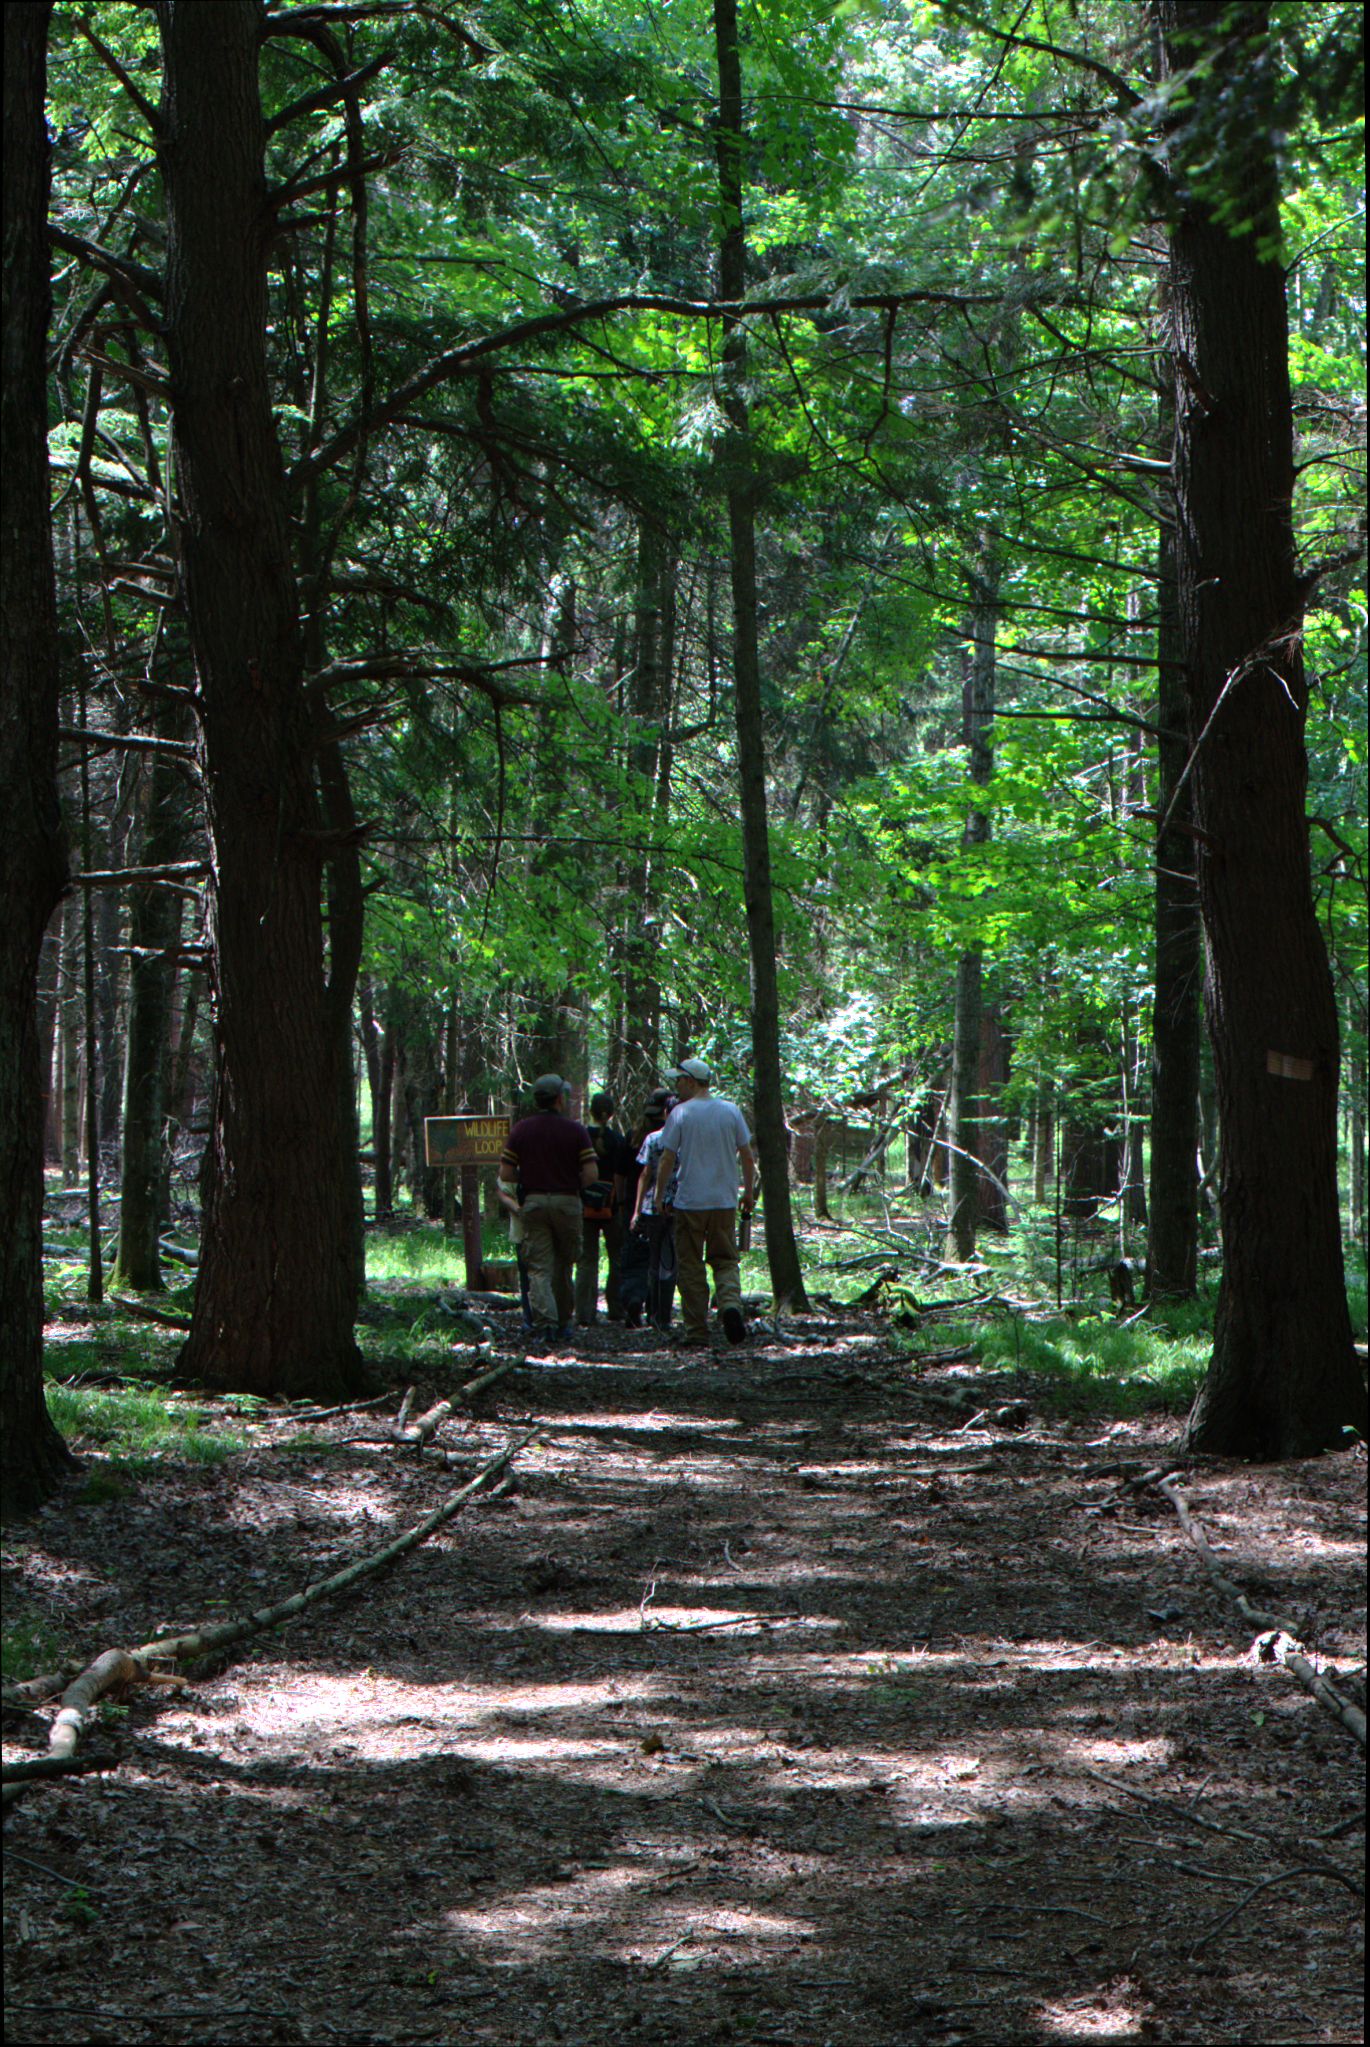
[38,0,1367,1317]
[974,1309,1210,1418]
[44,1383,242,1466]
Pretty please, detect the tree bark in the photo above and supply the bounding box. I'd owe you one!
[945,952,982,1259]
[612,518,674,1111]
[976,1003,1009,1232]
[113,737,184,1290]
[713,0,808,1308]
[946,547,999,1259]
[1161,1,1362,1455]
[1,0,76,1515]
[1146,430,1201,1297]
[158,0,363,1397]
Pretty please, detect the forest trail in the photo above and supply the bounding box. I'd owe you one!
[4,1308,1364,2046]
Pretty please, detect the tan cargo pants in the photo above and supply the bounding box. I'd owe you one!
[521,1193,583,1329]
[673,1207,742,1340]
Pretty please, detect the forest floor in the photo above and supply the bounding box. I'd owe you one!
[3,1296,1365,2047]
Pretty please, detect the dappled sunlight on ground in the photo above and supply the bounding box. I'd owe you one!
[6,1316,1363,2045]
[444,1873,819,1968]
[1036,1986,1152,2039]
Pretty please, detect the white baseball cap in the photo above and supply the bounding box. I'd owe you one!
[667,1058,712,1084]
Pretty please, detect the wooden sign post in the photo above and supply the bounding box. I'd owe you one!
[424,1114,511,1289]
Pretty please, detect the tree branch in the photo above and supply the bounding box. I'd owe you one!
[265,51,390,133]
[288,284,1007,487]
[75,14,166,137]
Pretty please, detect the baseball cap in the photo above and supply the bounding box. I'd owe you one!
[532,1073,568,1104]
[668,1057,712,1084]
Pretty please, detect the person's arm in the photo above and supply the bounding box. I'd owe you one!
[737,1142,756,1212]
[629,1158,651,1229]
[498,1141,519,1199]
[655,1146,678,1211]
[496,1179,521,1215]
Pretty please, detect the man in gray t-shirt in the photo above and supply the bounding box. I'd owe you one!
[655,1059,755,1347]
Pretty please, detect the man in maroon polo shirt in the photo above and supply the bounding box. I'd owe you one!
[499,1075,598,1348]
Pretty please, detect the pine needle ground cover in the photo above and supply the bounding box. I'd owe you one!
[7,1238,1364,2046]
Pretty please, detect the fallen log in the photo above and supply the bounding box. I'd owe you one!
[1155,1476,1366,1752]
[110,1295,192,1331]
[457,1354,523,1401]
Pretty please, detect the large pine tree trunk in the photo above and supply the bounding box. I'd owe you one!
[1146,440,1201,1297]
[1,0,76,1515]
[1161,1,1361,1455]
[158,0,363,1397]
[713,0,808,1309]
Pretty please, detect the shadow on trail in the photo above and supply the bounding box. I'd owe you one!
[4,1315,1364,2046]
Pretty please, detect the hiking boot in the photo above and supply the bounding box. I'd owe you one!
[722,1305,747,1345]
[673,1331,710,1350]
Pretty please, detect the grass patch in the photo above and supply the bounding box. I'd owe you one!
[365,1222,509,1284]
[45,1382,243,1464]
[973,1307,1209,1417]
[1,1616,69,1683]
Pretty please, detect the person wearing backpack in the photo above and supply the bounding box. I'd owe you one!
[653,1059,755,1349]
[575,1090,635,1326]
[625,1087,678,1332]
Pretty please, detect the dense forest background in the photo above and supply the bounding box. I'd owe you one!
[2,0,1366,1512]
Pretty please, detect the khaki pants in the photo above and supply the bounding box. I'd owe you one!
[575,1210,626,1324]
[674,1208,741,1339]
[521,1194,583,1329]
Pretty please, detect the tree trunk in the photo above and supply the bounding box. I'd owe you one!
[1032,1079,1053,1207]
[613,519,673,1110]
[1349,1047,1365,1257]
[1,0,76,1515]
[112,744,183,1290]
[36,924,61,1165]
[158,0,362,1397]
[60,896,81,1186]
[976,1003,1009,1232]
[713,0,808,1309]
[1146,434,1201,1297]
[1161,1,1361,1456]
[95,808,127,1144]
[946,547,999,1259]
[945,953,982,1258]
[813,1117,832,1221]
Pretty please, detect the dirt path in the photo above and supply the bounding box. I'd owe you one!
[4,1310,1365,2044]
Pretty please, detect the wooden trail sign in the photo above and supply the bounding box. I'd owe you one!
[424,1115,511,1167]
[423,1115,512,1287]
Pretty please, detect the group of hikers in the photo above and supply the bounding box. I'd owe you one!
[496,1060,756,1353]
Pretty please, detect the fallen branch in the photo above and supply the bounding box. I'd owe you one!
[1188,1863,1357,1958]
[457,1354,523,1400]
[1,1752,116,1786]
[263,1391,396,1425]
[1,1432,535,1759]
[109,1295,192,1330]
[400,1398,451,1448]
[1080,1769,1362,1894]
[1155,1477,1367,1751]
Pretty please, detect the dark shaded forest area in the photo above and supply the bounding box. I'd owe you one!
[2,3,1365,2043]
